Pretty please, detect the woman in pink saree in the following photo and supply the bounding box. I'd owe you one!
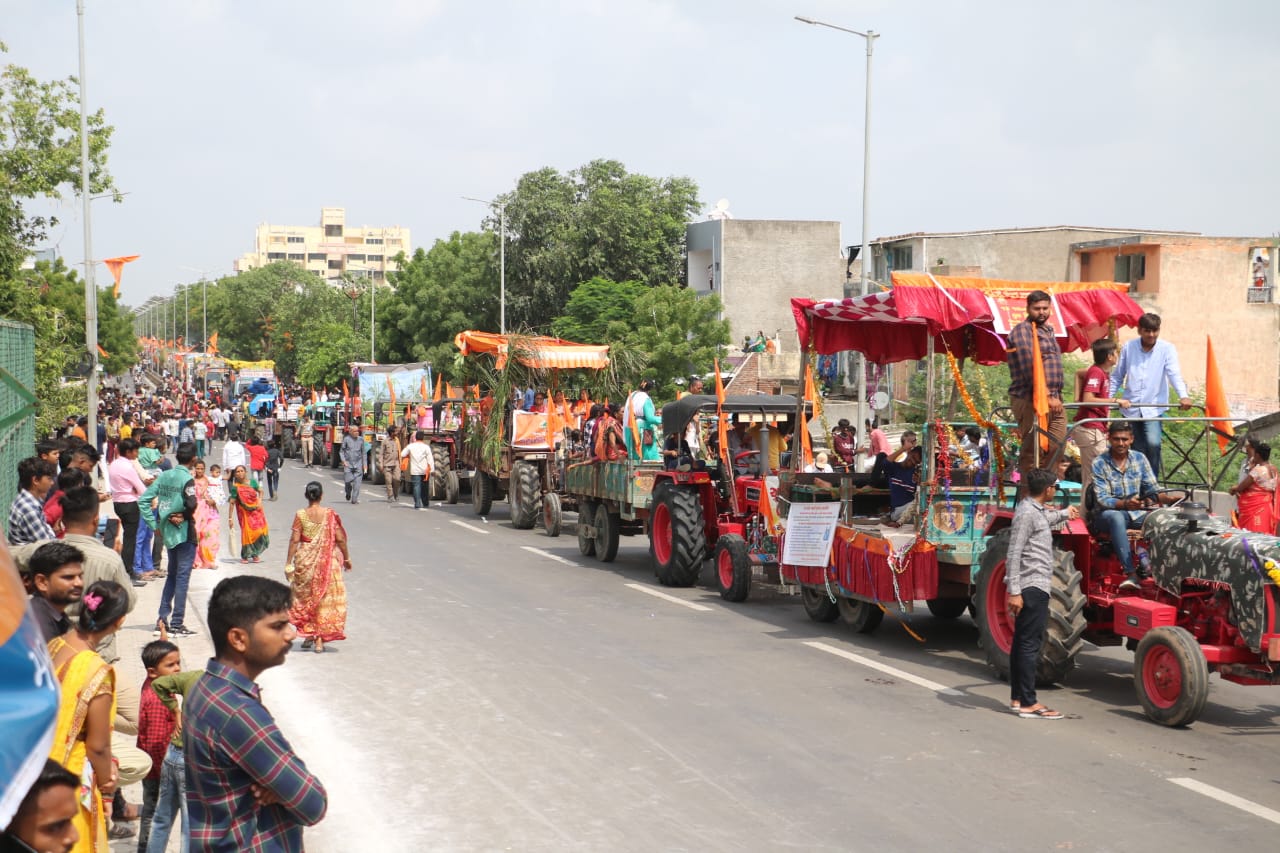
[285,481,352,653]
[1231,437,1279,535]
[191,460,221,568]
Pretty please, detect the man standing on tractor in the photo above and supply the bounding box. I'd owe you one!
[1108,312,1192,478]
[1090,420,1167,590]
[1005,467,1077,719]
[1007,290,1066,480]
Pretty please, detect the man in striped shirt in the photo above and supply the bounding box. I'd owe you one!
[184,576,327,851]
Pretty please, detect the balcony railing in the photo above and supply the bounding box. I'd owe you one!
[1246,285,1273,304]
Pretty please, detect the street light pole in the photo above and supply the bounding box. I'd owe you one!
[796,14,878,433]
[76,0,99,444]
[462,195,506,333]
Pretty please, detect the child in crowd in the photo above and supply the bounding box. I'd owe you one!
[136,640,181,852]
[137,434,162,477]
[138,641,205,853]
[206,464,227,509]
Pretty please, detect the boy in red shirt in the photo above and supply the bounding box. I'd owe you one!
[136,640,181,852]
[1071,339,1129,492]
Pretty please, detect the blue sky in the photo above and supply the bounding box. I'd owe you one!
[6,0,1276,304]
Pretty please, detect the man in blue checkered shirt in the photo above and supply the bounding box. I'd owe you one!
[184,575,327,852]
[7,457,57,546]
[1090,420,1178,590]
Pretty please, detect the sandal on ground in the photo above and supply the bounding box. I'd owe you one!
[313,640,324,653]
[252,557,261,563]
[1010,702,1021,714]
[1018,705,1064,719]
[108,823,136,840]
[240,559,248,564]
[300,638,314,650]
[119,802,141,821]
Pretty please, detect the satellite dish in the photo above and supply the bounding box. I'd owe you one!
[871,391,890,411]
[709,199,733,220]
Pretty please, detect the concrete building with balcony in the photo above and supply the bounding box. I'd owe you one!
[233,207,410,281]
[869,226,1280,418]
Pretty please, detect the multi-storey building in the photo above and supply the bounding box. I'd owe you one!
[233,207,410,281]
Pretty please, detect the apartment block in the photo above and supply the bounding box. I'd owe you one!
[233,207,410,281]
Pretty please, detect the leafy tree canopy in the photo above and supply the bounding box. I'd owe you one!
[550,276,646,343]
[622,285,729,388]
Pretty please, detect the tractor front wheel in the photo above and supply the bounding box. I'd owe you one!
[715,534,751,602]
[510,461,541,530]
[1135,626,1210,727]
[445,470,460,504]
[650,487,707,587]
[543,492,563,538]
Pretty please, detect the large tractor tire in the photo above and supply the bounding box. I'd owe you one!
[714,534,751,602]
[371,445,385,486]
[509,461,541,530]
[801,587,840,623]
[431,446,450,500]
[594,503,620,562]
[577,500,598,557]
[472,472,494,516]
[926,598,970,620]
[975,529,1087,686]
[837,596,884,633]
[445,470,460,505]
[650,487,707,587]
[1134,626,1210,727]
[543,492,563,538]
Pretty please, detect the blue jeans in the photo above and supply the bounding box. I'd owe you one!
[410,474,425,509]
[134,514,156,574]
[137,777,159,853]
[1094,509,1145,575]
[157,541,195,629]
[1130,418,1163,478]
[146,744,188,853]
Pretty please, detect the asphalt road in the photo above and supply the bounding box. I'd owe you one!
[162,452,1280,853]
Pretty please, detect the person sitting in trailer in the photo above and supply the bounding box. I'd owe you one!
[804,451,834,473]
[832,419,858,469]
[873,443,923,528]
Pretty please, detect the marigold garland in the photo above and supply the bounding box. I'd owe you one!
[943,349,1009,485]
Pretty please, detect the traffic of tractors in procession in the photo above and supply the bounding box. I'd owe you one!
[168,272,1280,729]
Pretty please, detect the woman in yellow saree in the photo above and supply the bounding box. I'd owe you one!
[47,580,130,853]
[228,465,270,563]
[285,481,352,654]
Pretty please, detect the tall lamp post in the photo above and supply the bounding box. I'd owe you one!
[796,14,878,433]
[345,264,377,362]
[462,195,506,334]
[76,0,100,444]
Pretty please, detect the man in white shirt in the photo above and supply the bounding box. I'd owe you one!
[399,430,436,510]
[222,431,248,482]
[1108,312,1191,478]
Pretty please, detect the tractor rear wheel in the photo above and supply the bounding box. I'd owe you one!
[976,530,1086,686]
[594,503,620,562]
[431,446,450,500]
[1134,626,1210,727]
[715,534,751,602]
[472,472,494,516]
[445,470,460,504]
[543,492,563,537]
[926,598,970,620]
[577,500,597,557]
[650,487,707,587]
[837,596,884,633]
[801,586,839,623]
[509,462,541,530]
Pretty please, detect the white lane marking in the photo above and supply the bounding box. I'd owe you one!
[450,519,489,535]
[1168,778,1280,826]
[804,641,964,696]
[520,545,579,566]
[623,583,714,612]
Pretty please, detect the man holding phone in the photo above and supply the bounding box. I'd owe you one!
[1090,421,1178,590]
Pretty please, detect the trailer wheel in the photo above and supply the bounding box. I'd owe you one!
[509,462,541,530]
[976,530,1086,686]
[800,586,839,623]
[650,487,706,587]
[1135,626,1210,727]
[837,596,884,633]
[472,472,494,516]
[445,470,460,505]
[543,492,563,538]
[926,598,970,620]
[595,503,619,562]
[577,500,597,557]
[372,450,385,486]
[431,446,450,500]
[715,534,751,602]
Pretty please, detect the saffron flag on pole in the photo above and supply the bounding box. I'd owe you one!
[207,332,218,354]
[800,364,817,466]
[1205,335,1234,454]
[714,359,730,472]
[386,374,396,414]
[96,344,109,358]
[433,374,442,402]
[1030,329,1050,453]
[103,255,139,299]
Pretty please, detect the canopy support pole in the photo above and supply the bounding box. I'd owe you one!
[925,335,936,424]
[793,345,809,471]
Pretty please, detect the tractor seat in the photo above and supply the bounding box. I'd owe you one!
[1084,483,1144,543]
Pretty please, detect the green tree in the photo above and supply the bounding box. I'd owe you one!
[621,286,729,387]
[294,321,363,388]
[550,276,646,343]
[498,160,700,329]
[377,232,501,370]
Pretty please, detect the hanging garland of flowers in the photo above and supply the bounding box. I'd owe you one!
[942,348,1012,486]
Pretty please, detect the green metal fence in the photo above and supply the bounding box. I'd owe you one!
[0,319,36,536]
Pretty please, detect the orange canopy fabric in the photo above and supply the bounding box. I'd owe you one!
[454,330,610,370]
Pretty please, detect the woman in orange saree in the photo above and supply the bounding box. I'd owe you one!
[192,460,221,569]
[1231,437,1279,535]
[229,465,270,563]
[285,481,352,653]
[47,580,130,853]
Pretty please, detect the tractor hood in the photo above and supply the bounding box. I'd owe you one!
[661,394,803,438]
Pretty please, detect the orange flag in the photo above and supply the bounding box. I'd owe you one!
[96,344,109,358]
[207,332,219,354]
[342,378,350,403]
[714,359,730,472]
[1030,328,1050,454]
[386,375,397,414]
[311,387,318,404]
[1205,336,1234,454]
[433,374,442,402]
[420,374,428,402]
[103,255,139,299]
[800,364,817,465]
